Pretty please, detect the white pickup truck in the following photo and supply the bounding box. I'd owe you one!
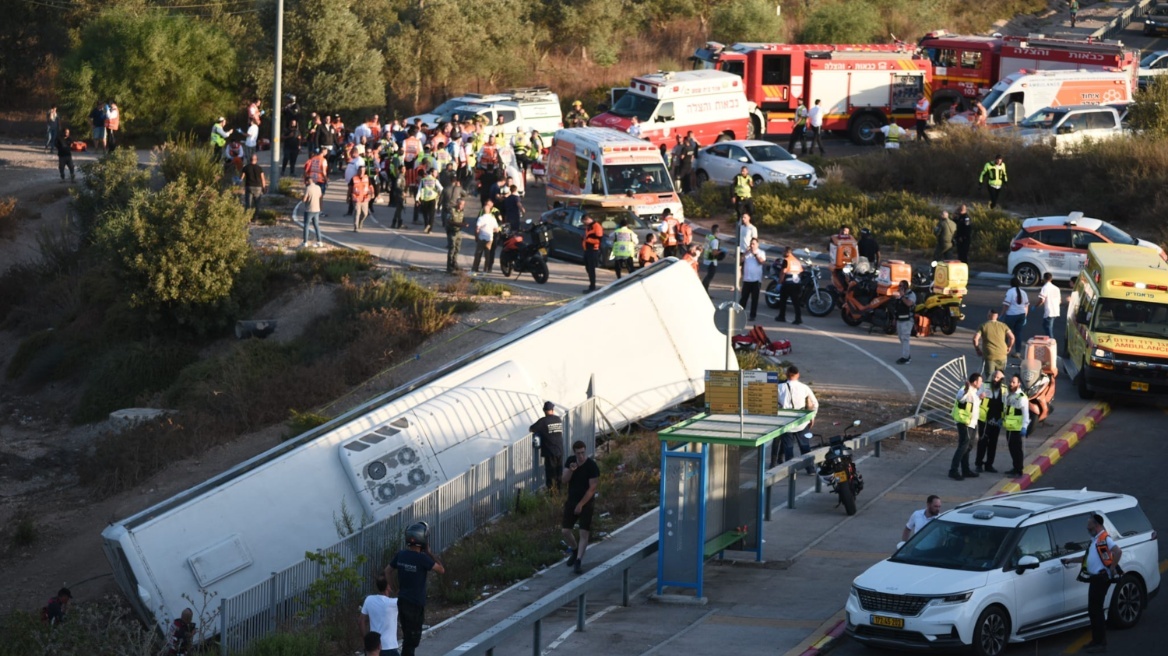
[1008,104,1126,151]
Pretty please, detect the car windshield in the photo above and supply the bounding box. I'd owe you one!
[1019,108,1067,129]
[584,209,650,231]
[1092,298,1168,338]
[1151,5,1168,16]
[1096,221,1138,245]
[746,144,796,162]
[608,93,659,121]
[603,163,674,195]
[428,98,465,117]
[892,519,1011,571]
[980,87,1005,114]
[1141,53,1164,67]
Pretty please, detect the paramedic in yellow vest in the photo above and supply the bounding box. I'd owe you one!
[949,373,982,481]
[610,218,638,280]
[1001,374,1031,477]
[914,94,931,143]
[1061,513,1121,653]
[701,225,723,292]
[880,121,905,152]
[415,169,443,234]
[512,128,533,180]
[210,117,230,162]
[732,166,754,219]
[788,98,808,155]
[979,154,1007,209]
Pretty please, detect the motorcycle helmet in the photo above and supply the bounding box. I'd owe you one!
[405,521,430,549]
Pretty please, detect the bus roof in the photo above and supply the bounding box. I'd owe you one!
[1087,243,1168,296]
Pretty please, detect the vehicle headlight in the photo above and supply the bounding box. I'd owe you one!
[849,586,861,601]
[934,591,973,604]
[1092,347,1113,359]
[768,170,787,180]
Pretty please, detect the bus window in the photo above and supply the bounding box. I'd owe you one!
[575,156,590,190]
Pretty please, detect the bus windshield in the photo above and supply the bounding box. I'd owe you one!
[1093,298,1168,339]
[603,163,674,195]
[608,93,659,122]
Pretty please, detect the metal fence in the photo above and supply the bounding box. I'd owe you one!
[217,398,598,654]
[915,356,968,423]
[1099,0,1154,40]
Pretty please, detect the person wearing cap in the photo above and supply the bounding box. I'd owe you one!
[210,117,230,162]
[567,100,589,128]
[582,214,604,293]
[530,401,564,490]
[858,227,880,266]
[387,526,445,656]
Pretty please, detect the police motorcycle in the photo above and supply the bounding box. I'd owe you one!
[804,420,864,516]
[763,251,835,316]
[499,218,553,284]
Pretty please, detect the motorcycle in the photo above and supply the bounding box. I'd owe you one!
[499,218,552,284]
[1020,336,1058,424]
[763,253,836,317]
[839,258,897,334]
[910,260,965,336]
[808,419,865,516]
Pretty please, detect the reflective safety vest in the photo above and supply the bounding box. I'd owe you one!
[704,234,719,262]
[402,136,421,162]
[479,144,499,167]
[794,106,808,127]
[1092,530,1115,568]
[734,174,752,199]
[417,177,440,202]
[661,216,679,247]
[915,99,930,121]
[513,132,530,151]
[1002,392,1028,431]
[885,126,900,143]
[434,149,452,168]
[611,226,636,259]
[952,398,974,425]
[351,177,373,203]
[980,161,1007,189]
[978,383,1006,422]
[210,125,226,148]
[783,253,803,280]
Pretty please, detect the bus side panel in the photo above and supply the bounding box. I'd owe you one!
[545,141,581,204]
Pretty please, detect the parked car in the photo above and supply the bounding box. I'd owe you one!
[539,197,658,268]
[1007,212,1165,286]
[1009,105,1126,151]
[1143,3,1168,35]
[694,140,817,189]
[847,488,1160,656]
[1138,50,1168,89]
[405,93,511,128]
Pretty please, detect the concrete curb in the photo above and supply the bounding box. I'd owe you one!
[794,613,848,656]
[991,401,1111,495]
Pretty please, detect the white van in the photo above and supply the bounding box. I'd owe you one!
[450,88,564,138]
[953,69,1133,127]
[1009,104,1126,150]
[405,93,512,128]
[588,70,754,148]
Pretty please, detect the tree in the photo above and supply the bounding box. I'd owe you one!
[282,0,385,115]
[92,178,251,334]
[710,0,785,44]
[1129,78,1168,139]
[59,9,238,138]
[800,0,882,44]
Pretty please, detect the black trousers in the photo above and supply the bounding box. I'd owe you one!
[916,119,930,142]
[1006,430,1024,472]
[976,420,1001,467]
[583,249,600,289]
[777,280,802,321]
[613,257,634,279]
[398,599,425,656]
[702,262,716,290]
[735,197,754,219]
[1088,572,1112,645]
[987,185,1002,208]
[58,156,75,179]
[788,125,806,153]
[740,280,761,319]
[543,455,561,490]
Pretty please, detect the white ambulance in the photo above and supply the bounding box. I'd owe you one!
[951,69,1133,127]
[588,70,754,148]
[546,127,683,222]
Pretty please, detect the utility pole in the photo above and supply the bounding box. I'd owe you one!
[270,0,285,193]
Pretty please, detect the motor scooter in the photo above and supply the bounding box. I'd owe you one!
[840,260,897,334]
[499,219,552,284]
[805,420,865,516]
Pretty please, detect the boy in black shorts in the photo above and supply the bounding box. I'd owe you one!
[561,440,600,574]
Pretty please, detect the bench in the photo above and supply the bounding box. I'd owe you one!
[703,529,747,559]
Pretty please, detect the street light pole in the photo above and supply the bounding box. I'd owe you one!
[270,0,284,193]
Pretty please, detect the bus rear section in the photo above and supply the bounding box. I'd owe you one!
[1065,243,1168,400]
[546,127,682,222]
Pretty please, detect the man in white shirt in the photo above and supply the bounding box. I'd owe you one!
[1037,272,1061,339]
[359,577,400,656]
[739,237,766,320]
[244,122,260,161]
[473,201,499,274]
[880,122,906,151]
[627,116,642,138]
[808,99,826,155]
[775,365,818,469]
[902,495,942,541]
[738,213,758,252]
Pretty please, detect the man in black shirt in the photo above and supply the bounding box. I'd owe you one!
[858,227,880,266]
[953,204,972,264]
[241,154,267,213]
[281,119,301,175]
[529,401,563,490]
[54,128,76,182]
[561,440,599,575]
[388,524,445,656]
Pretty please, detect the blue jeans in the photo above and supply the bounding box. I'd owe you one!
[303,211,320,243]
[950,423,974,473]
[1004,313,1027,354]
[1042,316,1055,339]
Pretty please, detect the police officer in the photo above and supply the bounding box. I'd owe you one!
[387,524,445,656]
[443,192,467,274]
[567,100,590,128]
[1002,374,1031,477]
[732,166,754,219]
[1061,513,1121,653]
[974,369,1007,473]
[610,218,637,279]
[774,247,803,325]
[529,401,564,490]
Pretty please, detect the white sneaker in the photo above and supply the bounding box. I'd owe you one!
[301,241,309,248]
[316,241,324,247]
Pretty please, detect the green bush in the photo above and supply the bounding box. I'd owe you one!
[340,273,435,317]
[471,280,511,296]
[155,133,222,188]
[287,409,331,439]
[72,148,150,236]
[238,631,323,656]
[800,0,882,43]
[73,341,199,423]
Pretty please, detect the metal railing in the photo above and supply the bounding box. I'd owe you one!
[915,356,968,423]
[1099,0,1154,40]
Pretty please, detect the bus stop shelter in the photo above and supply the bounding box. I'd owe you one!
[655,410,812,598]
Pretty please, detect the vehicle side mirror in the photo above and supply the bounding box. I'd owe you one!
[1015,555,1040,574]
[852,420,861,427]
[895,540,906,551]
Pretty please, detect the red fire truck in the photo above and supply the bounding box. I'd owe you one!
[916,31,1139,119]
[691,42,932,146]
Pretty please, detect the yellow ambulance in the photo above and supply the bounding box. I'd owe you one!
[1065,243,1168,400]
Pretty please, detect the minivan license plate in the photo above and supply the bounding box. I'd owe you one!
[871,614,904,629]
[1131,381,1149,392]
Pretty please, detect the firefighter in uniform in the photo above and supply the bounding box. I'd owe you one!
[415,169,442,233]
[1002,374,1030,477]
[914,94,931,143]
[1062,513,1122,653]
[610,218,638,279]
[567,100,590,128]
[979,154,1008,209]
[732,166,753,219]
[774,247,804,324]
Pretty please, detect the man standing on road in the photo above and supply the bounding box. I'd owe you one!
[774,246,803,325]
[949,373,982,481]
[740,238,766,321]
[894,280,916,365]
[54,127,76,182]
[788,98,808,154]
[808,99,826,155]
[702,224,723,291]
[1061,513,1121,654]
[388,524,444,656]
[352,167,374,232]
[1002,278,1031,358]
[933,210,956,261]
[359,577,400,656]
[732,166,754,219]
[241,154,266,213]
[611,218,638,280]
[303,147,329,196]
[530,401,564,490]
[858,227,880,266]
[975,369,1006,473]
[901,495,942,541]
[775,365,817,470]
[914,94,931,143]
[582,214,603,293]
[974,309,1015,380]
[738,213,758,252]
[1002,374,1031,477]
[562,441,600,575]
[301,178,323,248]
[1037,272,1061,339]
[443,194,467,274]
[472,201,499,274]
[953,204,972,263]
[979,154,1008,208]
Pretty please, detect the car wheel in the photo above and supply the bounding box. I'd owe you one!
[752,174,764,187]
[972,606,1010,656]
[1012,262,1041,287]
[695,170,709,186]
[1108,574,1146,629]
[1076,366,1095,400]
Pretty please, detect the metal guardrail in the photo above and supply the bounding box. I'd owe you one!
[442,534,659,656]
[1099,0,1154,40]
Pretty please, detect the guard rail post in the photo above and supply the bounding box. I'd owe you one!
[532,619,541,656]
[787,472,797,509]
[220,597,228,656]
[268,571,277,633]
[577,593,587,631]
[622,569,631,606]
[875,440,881,457]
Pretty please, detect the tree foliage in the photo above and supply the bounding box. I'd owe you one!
[281,0,385,113]
[1130,79,1168,139]
[72,148,151,237]
[799,0,883,44]
[59,8,238,138]
[709,0,785,44]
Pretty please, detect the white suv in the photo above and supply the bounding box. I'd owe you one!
[847,488,1159,656]
[1007,212,1164,286]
